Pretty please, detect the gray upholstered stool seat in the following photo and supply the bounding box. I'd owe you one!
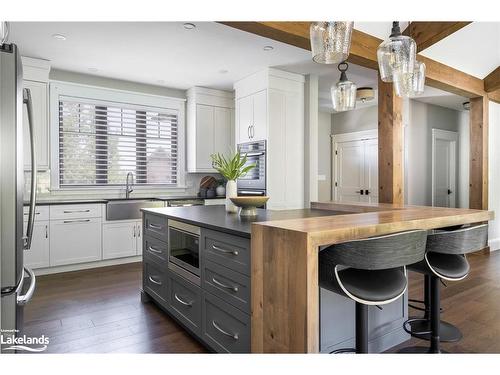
[320,267,407,303]
[410,253,470,280]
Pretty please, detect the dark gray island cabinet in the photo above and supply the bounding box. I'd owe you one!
[140,206,410,353]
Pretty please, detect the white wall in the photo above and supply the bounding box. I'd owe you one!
[318,111,332,201]
[488,102,500,251]
[331,105,377,135]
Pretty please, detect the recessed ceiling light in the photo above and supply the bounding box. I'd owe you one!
[52,33,67,41]
[263,45,274,51]
[218,69,228,74]
[88,67,98,73]
[183,23,196,30]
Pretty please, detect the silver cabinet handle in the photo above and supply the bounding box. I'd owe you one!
[133,226,136,238]
[148,223,162,230]
[17,267,36,306]
[212,320,239,340]
[212,276,239,292]
[23,88,37,251]
[63,209,91,213]
[63,219,91,223]
[251,125,255,139]
[137,225,141,237]
[24,212,40,216]
[212,244,239,256]
[148,276,162,285]
[45,224,48,239]
[148,245,162,254]
[247,125,251,139]
[174,293,193,307]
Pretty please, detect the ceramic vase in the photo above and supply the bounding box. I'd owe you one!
[225,180,238,213]
[216,184,226,197]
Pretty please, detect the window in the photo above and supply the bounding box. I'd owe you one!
[56,93,182,188]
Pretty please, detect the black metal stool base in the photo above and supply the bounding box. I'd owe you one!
[405,317,462,342]
[397,346,449,354]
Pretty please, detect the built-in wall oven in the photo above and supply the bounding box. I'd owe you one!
[168,220,201,285]
[237,140,266,194]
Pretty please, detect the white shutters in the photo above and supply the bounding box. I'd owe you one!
[58,97,179,187]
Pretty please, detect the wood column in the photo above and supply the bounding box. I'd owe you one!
[378,77,404,204]
[469,96,489,210]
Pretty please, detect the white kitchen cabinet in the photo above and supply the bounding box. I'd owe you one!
[237,94,253,144]
[187,87,234,173]
[23,221,50,269]
[236,90,267,144]
[102,220,143,259]
[49,218,102,266]
[23,80,49,170]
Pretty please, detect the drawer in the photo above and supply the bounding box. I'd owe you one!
[143,259,168,304]
[50,204,102,220]
[201,229,250,275]
[143,213,168,242]
[202,259,250,313]
[168,271,202,334]
[143,235,168,265]
[23,205,49,222]
[202,292,250,353]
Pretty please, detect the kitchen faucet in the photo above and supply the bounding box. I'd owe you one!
[125,172,134,199]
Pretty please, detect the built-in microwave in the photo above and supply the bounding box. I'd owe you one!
[168,220,201,285]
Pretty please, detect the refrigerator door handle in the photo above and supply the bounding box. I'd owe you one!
[23,88,37,250]
[17,267,36,306]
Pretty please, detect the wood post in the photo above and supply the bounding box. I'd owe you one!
[378,76,404,204]
[469,96,489,210]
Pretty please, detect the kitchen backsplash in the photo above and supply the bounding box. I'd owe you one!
[24,170,221,199]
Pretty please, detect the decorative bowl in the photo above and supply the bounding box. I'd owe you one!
[229,196,269,217]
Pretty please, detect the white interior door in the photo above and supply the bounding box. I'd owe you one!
[363,138,379,203]
[334,139,365,202]
[432,129,458,207]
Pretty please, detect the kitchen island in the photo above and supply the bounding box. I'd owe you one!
[141,203,493,353]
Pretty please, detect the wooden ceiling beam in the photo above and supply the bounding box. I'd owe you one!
[219,21,486,98]
[484,66,500,92]
[403,22,471,53]
[488,89,500,104]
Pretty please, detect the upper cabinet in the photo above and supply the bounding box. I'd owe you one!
[187,87,234,173]
[237,89,267,143]
[22,57,51,171]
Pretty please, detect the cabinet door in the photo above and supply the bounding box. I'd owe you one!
[237,95,253,144]
[251,90,267,141]
[23,221,50,269]
[334,139,365,202]
[136,221,143,255]
[23,80,49,170]
[195,104,215,170]
[214,106,231,156]
[50,218,102,266]
[102,221,137,260]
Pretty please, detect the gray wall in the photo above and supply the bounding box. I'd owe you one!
[318,111,332,201]
[331,105,377,135]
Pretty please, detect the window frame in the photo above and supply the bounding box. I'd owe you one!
[50,81,186,192]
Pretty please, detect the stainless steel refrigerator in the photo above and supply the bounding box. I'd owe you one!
[1,35,38,352]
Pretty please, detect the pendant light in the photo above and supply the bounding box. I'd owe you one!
[377,21,416,82]
[0,21,9,46]
[394,60,426,97]
[331,62,357,112]
[310,22,354,64]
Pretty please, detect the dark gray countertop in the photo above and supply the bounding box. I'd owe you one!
[25,195,225,206]
[142,205,341,238]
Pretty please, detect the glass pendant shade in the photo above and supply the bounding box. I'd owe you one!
[0,21,9,45]
[331,63,357,112]
[310,22,354,64]
[394,61,426,97]
[377,22,416,82]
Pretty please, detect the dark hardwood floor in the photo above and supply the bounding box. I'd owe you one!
[23,251,500,353]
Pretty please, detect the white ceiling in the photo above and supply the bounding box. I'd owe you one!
[412,86,468,112]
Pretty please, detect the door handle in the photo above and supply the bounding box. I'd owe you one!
[63,219,90,223]
[247,125,251,139]
[133,226,136,237]
[447,189,452,195]
[174,293,194,307]
[148,245,162,254]
[356,190,364,195]
[148,276,162,286]
[211,276,239,292]
[251,125,255,138]
[212,320,239,340]
[365,189,370,195]
[212,244,239,256]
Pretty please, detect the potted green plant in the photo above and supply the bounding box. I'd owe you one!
[210,151,256,213]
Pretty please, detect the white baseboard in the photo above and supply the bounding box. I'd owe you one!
[33,255,142,276]
[489,238,500,252]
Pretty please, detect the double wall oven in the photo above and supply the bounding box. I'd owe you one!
[237,140,266,198]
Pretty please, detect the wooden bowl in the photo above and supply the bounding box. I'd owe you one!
[230,196,269,217]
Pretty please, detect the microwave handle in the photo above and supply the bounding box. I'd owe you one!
[244,152,265,157]
[23,88,37,250]
[238,190,265,196]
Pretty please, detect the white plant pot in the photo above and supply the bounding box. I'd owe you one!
[225,180,238,213]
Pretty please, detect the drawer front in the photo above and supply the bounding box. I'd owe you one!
[23,205,49,222]
[202,292,250,353]
[143,235,168,265]
[50,204,102,220]
[168,272,202,334]
[202,259,250,313]
[201,229,250,275]
[143,259,168,304]
[143,213,168,242]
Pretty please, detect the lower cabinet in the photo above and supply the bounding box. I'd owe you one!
[143,259,168,305]
[50,218,102,266]
[102,220,142,259]
[167,271,202,335]
[23,220,50,269]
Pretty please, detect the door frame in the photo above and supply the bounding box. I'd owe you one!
[331,129,378,201]
[431,128,458,207]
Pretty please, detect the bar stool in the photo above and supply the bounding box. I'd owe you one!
[319,230,427,353]
[400,224,488,353]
